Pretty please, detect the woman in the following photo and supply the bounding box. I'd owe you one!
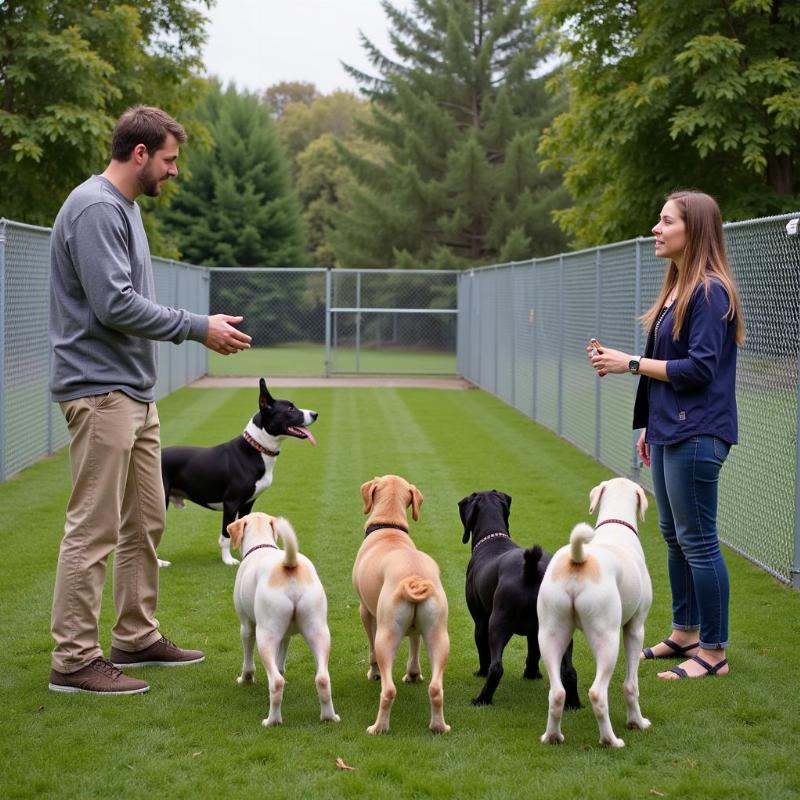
[589,190,744,680]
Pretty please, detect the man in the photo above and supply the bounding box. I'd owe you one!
[48,105,252,695]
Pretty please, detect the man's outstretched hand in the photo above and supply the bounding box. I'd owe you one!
[205,315,252,355]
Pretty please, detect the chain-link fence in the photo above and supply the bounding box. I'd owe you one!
[206,267,458,376]
[458,213,800,587]
[3,212,799,587]
[0,218,208,481]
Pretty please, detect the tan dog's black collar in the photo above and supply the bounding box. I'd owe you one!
[243,430,280,457]
[364,523,409,538]
[595,518,639,537]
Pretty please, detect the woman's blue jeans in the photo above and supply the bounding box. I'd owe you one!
[649,435,731,650]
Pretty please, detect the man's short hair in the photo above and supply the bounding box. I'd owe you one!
[110,105,187,161]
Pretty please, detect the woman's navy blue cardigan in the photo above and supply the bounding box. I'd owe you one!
[633,279,738,445]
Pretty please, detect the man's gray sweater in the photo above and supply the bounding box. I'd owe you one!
[49,175,208,402]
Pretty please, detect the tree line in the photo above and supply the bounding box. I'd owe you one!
[2,0,798,267]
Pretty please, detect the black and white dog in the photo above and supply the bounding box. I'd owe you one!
[160,378,318,566]
[459,490,581,708]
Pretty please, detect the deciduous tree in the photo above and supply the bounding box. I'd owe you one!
[538,0,800,246]
[0,0,209,229]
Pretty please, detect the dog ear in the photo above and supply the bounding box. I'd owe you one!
[458,494,477,543]
[267,515,280,544]
[259,378,274,410]
[227,518,246,551]
[589,482,606,513]
[361,478,378,515]
[635,484,649,520]
[409,483,423,521]
[499,492,512,530]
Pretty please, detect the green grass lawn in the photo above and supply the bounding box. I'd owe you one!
[208,343,457,376]
[2,386,799,799]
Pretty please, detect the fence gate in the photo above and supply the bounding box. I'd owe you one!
[326,268,458,376]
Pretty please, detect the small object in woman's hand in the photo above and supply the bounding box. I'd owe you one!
[590,338,600,356]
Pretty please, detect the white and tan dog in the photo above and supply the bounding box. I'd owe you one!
[352,475,450,735]
[537,477,652,748]
[227,512,339,728]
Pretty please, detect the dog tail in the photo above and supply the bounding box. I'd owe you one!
[398,575,436,604]
[569,523,595,563]
[522,545,545,584]
[274,516,299,568]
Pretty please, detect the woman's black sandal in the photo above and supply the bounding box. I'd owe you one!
[667,655,728,678]
[642,638,700,660]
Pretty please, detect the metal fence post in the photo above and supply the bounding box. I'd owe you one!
[0,220,5,481]
[494,267,499,394]
[794,350,800,589]
[477,270,482,386]
[532,259,537,421]
[631,239,643,482]
[355,270,361,374]
[324,268,332,378]
[594,248,602,460]
[510,263,516,408]
[557,254,564,436]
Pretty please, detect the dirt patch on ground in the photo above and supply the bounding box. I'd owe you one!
[191,375,475,390]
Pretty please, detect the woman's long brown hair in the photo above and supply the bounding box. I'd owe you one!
[641,191,745,345]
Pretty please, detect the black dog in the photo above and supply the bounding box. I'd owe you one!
[459,490,581,708]
[160,378,318,566]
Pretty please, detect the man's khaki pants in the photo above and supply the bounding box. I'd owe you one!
[51,391,165,673]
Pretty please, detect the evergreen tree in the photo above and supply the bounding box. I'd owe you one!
[159,81,304,268]
[330,0,568,269]
[157,81,306,346]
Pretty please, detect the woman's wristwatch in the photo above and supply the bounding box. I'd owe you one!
[628,356,641,375]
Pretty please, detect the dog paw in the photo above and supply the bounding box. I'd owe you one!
[470,695,492,706]
[565,698,584,710]
[523,669,542,680]
[262,716,283,727]
[367,723,389,735]
[222,556,240,566]
[429,722,450,734]
[366,668,381,681]
[237,674,255,685]
[402,672,423,684]
[321,712,341,723]
[600,735,625,749]
[627,717,651,731]
[157,559,172,568]
[540,732,564,745]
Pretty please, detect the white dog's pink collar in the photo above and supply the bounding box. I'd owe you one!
[595,518,638,537]
[242,543,278,560]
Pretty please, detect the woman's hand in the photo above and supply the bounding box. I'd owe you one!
[637,429,650,467]
[587,342,632,377]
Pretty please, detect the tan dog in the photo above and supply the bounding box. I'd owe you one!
[352,475,450,735]
[227,512,339,728]
[537,477,652,748]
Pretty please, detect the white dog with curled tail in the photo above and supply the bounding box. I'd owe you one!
[537,477,652,748]
[228,512,339,728]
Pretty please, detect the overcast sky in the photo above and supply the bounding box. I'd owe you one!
[201,0,414,96]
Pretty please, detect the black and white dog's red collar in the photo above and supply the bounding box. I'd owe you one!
[242,543,278,560]
[595,518,639,537]
[242,430,280,457]
[364,522,409,538]
[472,531,510,551]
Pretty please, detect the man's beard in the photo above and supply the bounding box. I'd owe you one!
[137,164,164,197]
